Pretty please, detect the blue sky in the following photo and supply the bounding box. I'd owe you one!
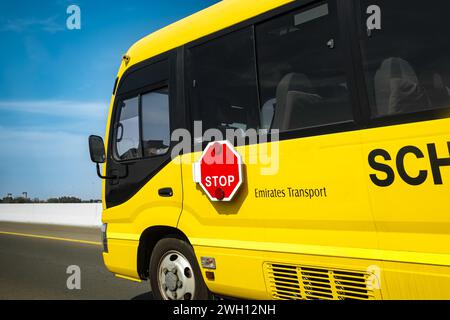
[0,0,219,200]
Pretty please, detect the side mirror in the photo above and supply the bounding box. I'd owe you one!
[89,135,128,180]
[89,135,106,164]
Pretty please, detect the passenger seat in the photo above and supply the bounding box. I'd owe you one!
[374,57,431,116]
[272,73,322,131]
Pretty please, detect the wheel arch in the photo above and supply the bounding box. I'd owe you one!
[137,225,190,279]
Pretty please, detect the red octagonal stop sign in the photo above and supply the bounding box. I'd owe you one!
[193,141,243,202]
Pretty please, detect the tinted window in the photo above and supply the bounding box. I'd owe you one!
[360,0,450,117]
[115,96,141,160]
[114,88,171,161]
[142,87,170,157]
[256,1,353,131]
[188,27,260,133]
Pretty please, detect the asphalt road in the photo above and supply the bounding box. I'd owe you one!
[0,222,152,300]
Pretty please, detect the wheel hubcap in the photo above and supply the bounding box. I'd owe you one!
[157,250,196,300]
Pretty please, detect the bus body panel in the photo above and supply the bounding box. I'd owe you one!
[178,132,378,265]
[179,118,450,299]
[362,117,450,262]
[191,244,387,300]
[178,129,381,299]
[192,246,270,300]
[194,244,450,300]
[103,239,140,279]
[380,261,450,300]
[102,158,183,279]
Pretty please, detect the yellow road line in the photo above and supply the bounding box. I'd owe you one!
[0,231,102,246]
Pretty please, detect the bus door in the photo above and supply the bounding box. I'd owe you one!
[104,54,184,232]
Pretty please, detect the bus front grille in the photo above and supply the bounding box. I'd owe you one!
[264,263,380,300]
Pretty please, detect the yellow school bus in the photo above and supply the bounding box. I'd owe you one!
[88,0,450,300]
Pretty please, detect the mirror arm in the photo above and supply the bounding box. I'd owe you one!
[96,163,117,180]
[96,163,129,180]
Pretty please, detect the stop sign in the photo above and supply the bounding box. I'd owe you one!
[193,141,243,201]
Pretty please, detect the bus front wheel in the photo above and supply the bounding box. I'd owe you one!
[149,237,211,300]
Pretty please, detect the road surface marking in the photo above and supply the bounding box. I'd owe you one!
[0,231,102,246]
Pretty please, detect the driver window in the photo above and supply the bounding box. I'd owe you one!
[115,96,141,160]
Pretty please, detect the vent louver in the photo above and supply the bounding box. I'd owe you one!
[264,263,381,300]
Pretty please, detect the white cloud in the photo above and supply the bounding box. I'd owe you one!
[0,17,65,33]
[0,126,87,158]
[0,100,109,120]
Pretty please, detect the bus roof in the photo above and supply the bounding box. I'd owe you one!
[117,0,293,77]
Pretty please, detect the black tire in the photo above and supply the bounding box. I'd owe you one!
[149,237,211,300]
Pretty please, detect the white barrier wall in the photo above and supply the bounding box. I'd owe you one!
[0,204,103,227]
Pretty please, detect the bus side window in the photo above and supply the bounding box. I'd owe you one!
[115,96,141,161]
[255,1,353,132]
[187,27,260,135]
[360,0,450,118]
